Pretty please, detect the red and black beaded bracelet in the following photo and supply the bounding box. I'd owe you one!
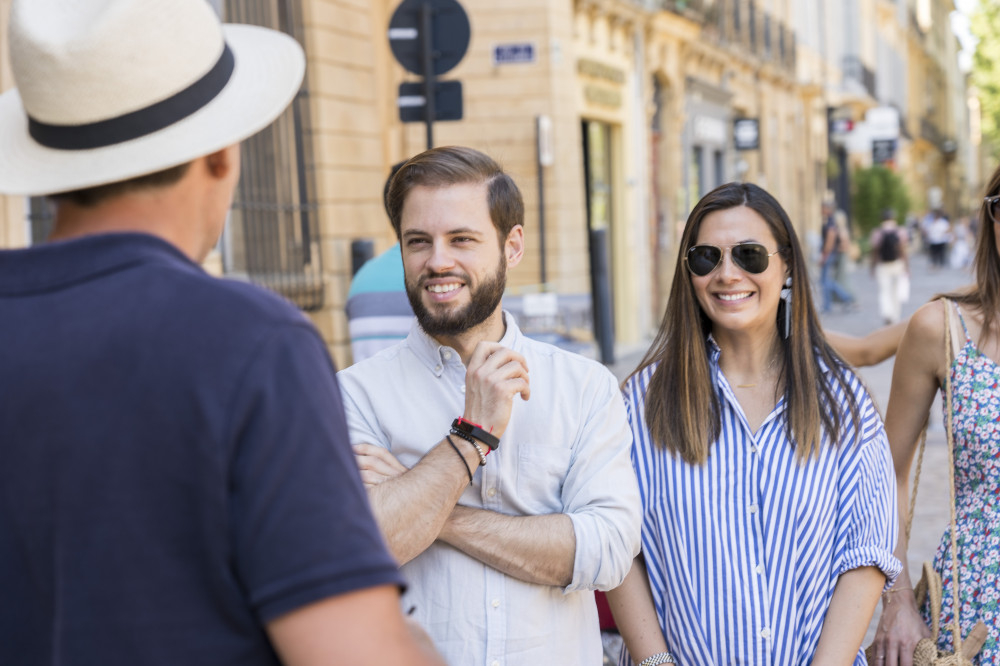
[451,417,500,451]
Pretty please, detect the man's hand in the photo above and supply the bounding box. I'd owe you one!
[354,443,408,488]
[462,341,530,439]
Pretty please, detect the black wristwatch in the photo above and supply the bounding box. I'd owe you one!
[451,418,500,450]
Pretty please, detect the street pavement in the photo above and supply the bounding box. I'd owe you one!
[607,248,976,645]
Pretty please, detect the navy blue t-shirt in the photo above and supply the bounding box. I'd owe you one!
[0,233,403,665]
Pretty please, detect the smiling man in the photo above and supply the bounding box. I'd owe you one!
[336,146,641,666]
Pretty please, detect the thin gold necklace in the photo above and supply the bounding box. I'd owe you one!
[730,357,780,389]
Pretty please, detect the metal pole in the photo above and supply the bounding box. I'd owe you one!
[535,116,547,287]
[420,2,435,149]
[281,0,312,265]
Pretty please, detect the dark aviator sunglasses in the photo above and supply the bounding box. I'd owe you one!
[684,242,784,277]
[984,195,1000,224]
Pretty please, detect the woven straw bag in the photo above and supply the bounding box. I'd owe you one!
[865,299,988,665]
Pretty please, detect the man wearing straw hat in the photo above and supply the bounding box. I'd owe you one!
[0,2,442,665]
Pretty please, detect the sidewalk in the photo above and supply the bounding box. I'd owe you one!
[607,250,975,643]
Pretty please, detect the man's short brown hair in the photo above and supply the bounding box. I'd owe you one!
[50,162,192,208]
[385,146,523,241]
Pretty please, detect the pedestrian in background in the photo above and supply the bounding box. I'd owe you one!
[950,216,972,269]
[608,182,899,665]
[0,2,442,664]
[871,209,910,324]
[872,165,1000,664]
[927,210,952,269]
[819,198,857,313]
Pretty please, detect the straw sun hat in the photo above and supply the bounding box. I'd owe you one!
[0,0,306,196]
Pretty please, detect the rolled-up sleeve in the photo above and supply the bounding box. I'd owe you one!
[563,370,642,593]
[836,400,901,590]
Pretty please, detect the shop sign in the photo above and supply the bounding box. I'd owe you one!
[584,85,622,108]
[867,106,900,140]
[577,58,626,84]
[733,118,760,150]
[694,116,727,144]
[872,138,896,165]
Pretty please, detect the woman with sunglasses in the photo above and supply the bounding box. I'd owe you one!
[871,172,1000,664]
[607,182,900,666]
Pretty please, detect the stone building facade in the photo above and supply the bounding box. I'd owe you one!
[0,0,973,366]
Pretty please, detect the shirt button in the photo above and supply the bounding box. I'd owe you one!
[748,504,758,514]
[491,661,500,666]
[443,351,452,360]
[750,445,758,454]
[487,488,497,497]
[434,364,442,372]
[760,627,771,639]
[755,564,764,575]
[491,599,500,608]
[460,384,466,393]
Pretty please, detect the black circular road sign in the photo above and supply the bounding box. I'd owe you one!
[388,0,471,76]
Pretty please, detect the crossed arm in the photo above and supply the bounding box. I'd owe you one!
[357,442,576,585]
[351,340,576,585]
[351,343,641,589]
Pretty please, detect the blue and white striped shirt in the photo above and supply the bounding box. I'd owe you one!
[621,340,900,666]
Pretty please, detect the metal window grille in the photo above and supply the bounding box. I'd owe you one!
[26,197,55,245]
[762,13,771,59]
[223,0,323,311]
[23,0,323,312]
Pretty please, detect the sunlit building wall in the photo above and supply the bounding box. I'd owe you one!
[0,0,973,362]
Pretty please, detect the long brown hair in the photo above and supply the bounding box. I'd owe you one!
[942,164,1000,335]
[628,182,860,464]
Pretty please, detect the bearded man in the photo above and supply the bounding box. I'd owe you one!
[337,146,641,666]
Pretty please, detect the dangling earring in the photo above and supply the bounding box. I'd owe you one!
[780,276,792,339]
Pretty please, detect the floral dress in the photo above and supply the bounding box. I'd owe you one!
[928,303,1000,662]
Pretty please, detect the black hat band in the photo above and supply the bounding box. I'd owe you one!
[27,43,235,151]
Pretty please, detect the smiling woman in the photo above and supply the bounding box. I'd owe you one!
[687,207,788,355]
[607,182,901,666]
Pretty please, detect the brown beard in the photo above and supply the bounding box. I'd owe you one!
[405,254,507,338]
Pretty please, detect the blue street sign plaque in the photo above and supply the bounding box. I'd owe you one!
[492,42,536,66]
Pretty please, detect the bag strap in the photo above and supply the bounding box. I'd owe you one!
[942,298,965,655]
[903,423,928,543]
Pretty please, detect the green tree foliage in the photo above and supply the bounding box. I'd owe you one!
[971,0,1000,158]
[851,165,911,237]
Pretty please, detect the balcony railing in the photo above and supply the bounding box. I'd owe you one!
[672,0,795,74]
[842,55,877,99]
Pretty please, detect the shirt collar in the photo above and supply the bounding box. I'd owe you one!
[0,232,193,295]
[407,310,523,376]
